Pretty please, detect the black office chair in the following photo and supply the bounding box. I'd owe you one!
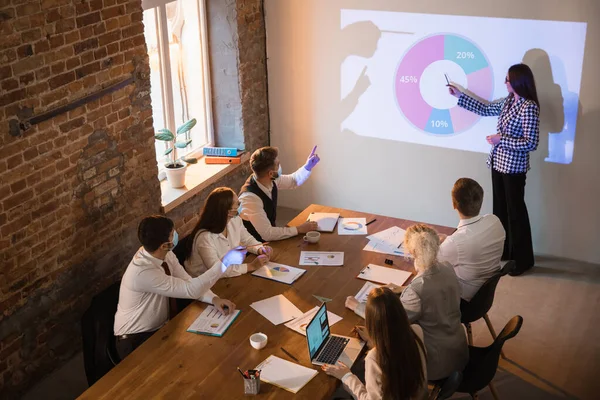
[460,261,515,359]
[428,370,463,400]
[81,281,122,386]
[456,315,523,400]
[172,234,195,313]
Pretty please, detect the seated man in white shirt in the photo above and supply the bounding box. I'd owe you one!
[238,146,320,242]
[438,178,506,302]
[114,215,246,359]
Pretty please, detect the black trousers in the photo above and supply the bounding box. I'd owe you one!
[491,168,535,272]
[115,331,154,360]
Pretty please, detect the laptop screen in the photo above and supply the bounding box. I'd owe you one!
[306,304,330,359]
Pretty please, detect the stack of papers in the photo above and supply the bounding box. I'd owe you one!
[307,212,340,232]
[338,217,368,235]
[250,294,303,325]
[251,262,306,285]
[186,305,240,337]
[256,355,318,394]
[357,264,412,286]
[285,306,342,336]
[355,281,382,303]
[299,251,344,266]
[363,226,407,256]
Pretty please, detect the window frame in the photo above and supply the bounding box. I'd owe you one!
[142,0,214,177]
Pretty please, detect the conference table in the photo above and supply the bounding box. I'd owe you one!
[80,204,454,399]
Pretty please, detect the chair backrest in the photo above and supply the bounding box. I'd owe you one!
[81,281,122,386]
[459,316,523,393]
[460,272,503,324]
[437,370,463,400]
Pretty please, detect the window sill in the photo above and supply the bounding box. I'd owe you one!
[160,153,250,213]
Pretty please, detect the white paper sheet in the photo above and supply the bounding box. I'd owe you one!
[307,212,340,232]
[355,281,382,303]
[367,226,406,248]
[186,305,240,337]
[337,217,368,235]
[256,355,318,394]
[357,264,412,286]
[250,294,303,325]
[284,306,342,336]
[252,262,306,285]
[299,251,344,266]
[363,240,407,256]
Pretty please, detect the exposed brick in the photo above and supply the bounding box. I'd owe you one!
[65,30,79,45]
[98,30,121,47]
[51,61,66,75]
[10,179,27,194]
[75,61,100,78]
[73,37,99,55]
[23,147,38,161]
[21,28,41,42]
[55,18,75,34]
[34,40,50,54]
[101,5,125,20]
[1,78,18,91]
[16,3,40,17]
[0,89,26,107]
[58,116,85,133]
[3,189,33,211]
[48,71,75,90]
[16,44,33,58]
[12,55,44,74]
[76,11,101,28]
[49,35,65,49]
[65,56,80,70]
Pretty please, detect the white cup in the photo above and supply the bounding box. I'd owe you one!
[303,231,320,244]
[250,333,268,350]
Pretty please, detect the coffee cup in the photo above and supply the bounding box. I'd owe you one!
[303,231,320,244]
[250,332,268,350]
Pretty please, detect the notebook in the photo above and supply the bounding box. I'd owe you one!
[251,262,306,285]
[186,305,240,337]
[357,264,412,286]
[256,355,318,394]
[355,281,382,303]
[299,251,344,266]
[307,212,340,232]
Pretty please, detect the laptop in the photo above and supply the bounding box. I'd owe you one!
[305,303,365,366]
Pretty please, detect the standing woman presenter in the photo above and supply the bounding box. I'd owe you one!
[448,63,540,276]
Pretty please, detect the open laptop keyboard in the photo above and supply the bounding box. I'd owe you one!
[315,336,349,365]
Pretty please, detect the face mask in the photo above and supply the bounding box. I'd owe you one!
[271,165,282,180]
[171,230,179,248]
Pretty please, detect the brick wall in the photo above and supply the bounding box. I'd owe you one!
[0,0,161,396]
[0,0,268,397]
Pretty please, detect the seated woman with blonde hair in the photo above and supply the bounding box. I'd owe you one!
[346,223,468,381]
[182,187,273,278]
[323,287,428,400]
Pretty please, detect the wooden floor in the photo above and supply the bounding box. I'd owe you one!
[22,207,600,400]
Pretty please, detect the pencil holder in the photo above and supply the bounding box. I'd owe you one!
[243,376,261,395]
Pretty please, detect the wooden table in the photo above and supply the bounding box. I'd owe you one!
[80,204,454,399]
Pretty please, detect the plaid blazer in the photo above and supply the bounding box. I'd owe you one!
[458,93,540,174]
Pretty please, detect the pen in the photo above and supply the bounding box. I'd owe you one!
[237,367,247,379]
[365,219,377,226]
[444,73,450,85]
[281,347,300,363]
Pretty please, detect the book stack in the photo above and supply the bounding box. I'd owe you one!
[203,147,244,164]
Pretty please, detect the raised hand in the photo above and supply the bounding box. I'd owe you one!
[304,146,320,171]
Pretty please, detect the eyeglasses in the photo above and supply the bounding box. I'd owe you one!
[504,77,509,83]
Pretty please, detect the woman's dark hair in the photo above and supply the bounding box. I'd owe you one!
[138,215,174,252]
[182,187,235,260]
[365,287,425,400]
[508,63,540,108]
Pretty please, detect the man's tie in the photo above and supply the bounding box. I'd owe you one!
[161,262,179,319]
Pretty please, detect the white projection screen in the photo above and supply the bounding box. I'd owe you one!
[341,10,587,164]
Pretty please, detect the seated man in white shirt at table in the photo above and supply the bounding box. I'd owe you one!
[238,146,320,242]
[438,178,506,302]
[113,215,246,359]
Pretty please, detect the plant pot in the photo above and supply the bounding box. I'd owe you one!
[164,163,187,188]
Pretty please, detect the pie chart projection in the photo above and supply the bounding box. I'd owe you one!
[394,34,494,135]
[270,266,290,276]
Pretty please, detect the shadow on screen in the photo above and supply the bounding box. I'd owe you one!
[523,49,580,165]
[340,21,381,128]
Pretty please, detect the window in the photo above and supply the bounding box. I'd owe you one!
[142,0,213,172]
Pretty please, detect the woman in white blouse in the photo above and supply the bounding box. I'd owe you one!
[323,287,428,400]
[183,187,273,278]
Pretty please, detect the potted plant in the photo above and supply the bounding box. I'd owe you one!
[155,118,198,188]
